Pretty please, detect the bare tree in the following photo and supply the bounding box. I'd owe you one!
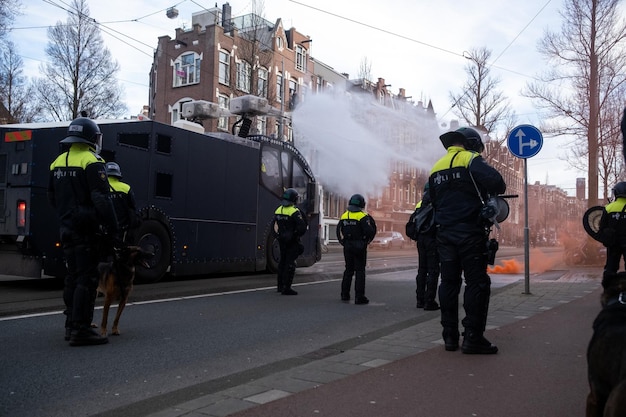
[449,47,516,143]
[233,0,274,97]
[358,56,373,84]
[0,0,21,40]
[32,0,127,121]
[573,85,626,201]
[230,0,278,134]
[524,0,626,207]
[0,40,36,122]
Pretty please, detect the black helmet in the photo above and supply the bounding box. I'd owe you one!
[348,194,366,211]
[60,117,102,148]
[105,162,123,178]
[281,188,299,205]
[439,126,484,153]
[613,182,626,199]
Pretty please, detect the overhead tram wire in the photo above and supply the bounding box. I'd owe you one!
[42,0,155,57]
[40,0,316,116]
[288,0,551,123]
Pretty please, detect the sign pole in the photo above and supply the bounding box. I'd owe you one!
[523,158,531,295]
[506,124,543,296]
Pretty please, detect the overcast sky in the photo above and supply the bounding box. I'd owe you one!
[10,0,607,196]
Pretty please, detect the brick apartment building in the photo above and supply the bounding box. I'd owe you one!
[149,3,314,140]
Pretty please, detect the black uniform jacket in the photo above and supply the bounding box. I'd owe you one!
[48,143,117,234]
[429,146,506,229]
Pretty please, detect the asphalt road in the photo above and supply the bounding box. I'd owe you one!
[0,245,559,417]
[0,245,530,318]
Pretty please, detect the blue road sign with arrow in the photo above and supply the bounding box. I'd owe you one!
[507,124,543,158]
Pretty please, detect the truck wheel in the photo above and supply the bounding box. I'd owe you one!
[266,235,280,274]
[134,220,171,283]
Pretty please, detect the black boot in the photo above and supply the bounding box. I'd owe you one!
[64,314,72,341]
[69,326,109,346]
[282,265,297,295]
[443,328,459,351]
[355,296,369,305]
[277,273,284,293]
[461,331,498,354]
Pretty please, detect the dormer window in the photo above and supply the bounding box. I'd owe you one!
[173,52,201,87]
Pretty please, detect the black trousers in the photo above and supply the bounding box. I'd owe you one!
[416,233,440,303]
[436,228,491,334]
[62,230,99,330]
[604,244,626,273]
[341,240,368,298]
[277,240,302,291]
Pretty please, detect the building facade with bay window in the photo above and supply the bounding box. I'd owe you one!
[149,3,315,140]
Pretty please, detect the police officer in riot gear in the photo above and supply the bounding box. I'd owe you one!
[48,117,118,346]
[599,181,626,275]
[429,126,506,354]
[105,162,141,243]
[413,186,440,310]
[273,188,308,295]
[337,194,377,305]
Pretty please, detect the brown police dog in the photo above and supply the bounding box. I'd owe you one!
[586,271,626,417]
[97,245,150,336]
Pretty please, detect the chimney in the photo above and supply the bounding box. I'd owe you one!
[222,2,232,34]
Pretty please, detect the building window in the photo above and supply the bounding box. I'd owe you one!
[219,50,230,85]
[295,45,307,72]
[218,95,229,131]
[257,67,268,97]
[276,72,283,103]
[236,60,251,93]
[288,78,297,110]
[256,116,267,135]
[173,52,201,87]
[170,99,191,124]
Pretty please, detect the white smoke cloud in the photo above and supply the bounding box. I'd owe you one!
[293,90,444,198]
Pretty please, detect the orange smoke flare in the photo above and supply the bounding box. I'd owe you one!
[487,259,522,274]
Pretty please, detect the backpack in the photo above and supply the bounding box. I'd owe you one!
[415,203,434,235]
[405,209,419,241]
[406,204,434,241]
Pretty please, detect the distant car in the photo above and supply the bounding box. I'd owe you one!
[370,231,406,250]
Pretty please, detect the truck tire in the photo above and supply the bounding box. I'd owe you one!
[266,235,280,274]
[134,220,171,283]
